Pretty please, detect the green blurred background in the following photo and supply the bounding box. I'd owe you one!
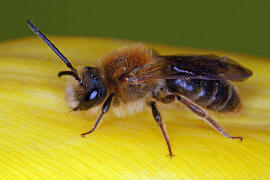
[1,0,270,57]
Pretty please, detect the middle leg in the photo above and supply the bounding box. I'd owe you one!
[149,101,174,157]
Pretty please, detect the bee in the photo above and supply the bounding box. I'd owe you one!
[27,20,252,157]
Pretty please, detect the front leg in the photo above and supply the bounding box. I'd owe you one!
[149,101,174,157]
[81,93,114,137]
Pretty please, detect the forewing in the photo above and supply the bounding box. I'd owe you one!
[129,55,252,83]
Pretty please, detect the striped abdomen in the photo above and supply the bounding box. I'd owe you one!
[166,79,240,112]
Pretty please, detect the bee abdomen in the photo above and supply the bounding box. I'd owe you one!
[166,79,203,102]
[218,85,240,112]
[195,80,219,107]
[166,79,240,112]
[203,81,240,112]
[205,81,232,111]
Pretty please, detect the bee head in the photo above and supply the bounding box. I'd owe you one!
[26,21,107,111]
[63,67,107,111]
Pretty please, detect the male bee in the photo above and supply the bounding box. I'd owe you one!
[27,20,252,157]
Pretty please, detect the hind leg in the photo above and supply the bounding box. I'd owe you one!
[177,95,243,141]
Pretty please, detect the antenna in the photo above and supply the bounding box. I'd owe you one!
[26,20,83,85]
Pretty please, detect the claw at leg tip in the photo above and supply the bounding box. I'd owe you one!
[167,153,175,158]
[232,136,243,142]
[80,133,87,138]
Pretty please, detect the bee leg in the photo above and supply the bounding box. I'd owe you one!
[176,95,243,141]
[81,93,114,137]
[150,101,174,158]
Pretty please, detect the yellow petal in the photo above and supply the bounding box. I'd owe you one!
[0,37,270,179]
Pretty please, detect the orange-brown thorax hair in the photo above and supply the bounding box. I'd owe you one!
[65,44,159,111]
[99,44,157,103]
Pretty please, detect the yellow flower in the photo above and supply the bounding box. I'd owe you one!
[0,37,270,179]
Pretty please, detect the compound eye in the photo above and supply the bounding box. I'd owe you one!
[85,90,98,101]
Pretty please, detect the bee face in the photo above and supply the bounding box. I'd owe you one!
[71,67,107,111]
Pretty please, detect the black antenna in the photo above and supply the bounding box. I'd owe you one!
[26,20,83,85]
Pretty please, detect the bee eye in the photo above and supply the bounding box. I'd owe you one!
[85,90,98,101]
